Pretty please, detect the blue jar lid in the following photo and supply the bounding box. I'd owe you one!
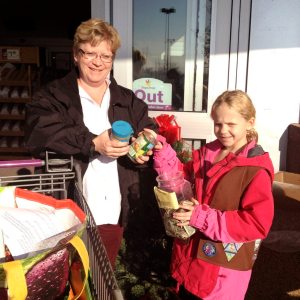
[112,120,133,139]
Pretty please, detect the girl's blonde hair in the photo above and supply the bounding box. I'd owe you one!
[73,18,121,56]
[211,90,258,142]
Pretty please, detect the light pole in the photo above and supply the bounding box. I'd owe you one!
[160,7,176,72]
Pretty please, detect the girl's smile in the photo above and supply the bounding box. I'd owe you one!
[212,103,254,153]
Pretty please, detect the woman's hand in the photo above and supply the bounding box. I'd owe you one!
[134,151,152,164]
[172,198,199,227]
[132,128,162,164]
[93,130,130,158]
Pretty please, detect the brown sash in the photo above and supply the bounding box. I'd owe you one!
[197,166,261,271]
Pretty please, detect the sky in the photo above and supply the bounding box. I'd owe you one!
[133,0,187,73]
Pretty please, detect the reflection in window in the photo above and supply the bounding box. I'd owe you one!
[133,0,211,113]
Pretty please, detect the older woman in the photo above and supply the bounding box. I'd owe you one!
[25,18,156,267]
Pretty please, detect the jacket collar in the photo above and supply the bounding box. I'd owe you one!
[63,68,127,105]
[205,140,274,180]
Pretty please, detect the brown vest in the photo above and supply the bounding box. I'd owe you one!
[197,166,262,271]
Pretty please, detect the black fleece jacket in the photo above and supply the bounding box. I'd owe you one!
[25,68,157,226]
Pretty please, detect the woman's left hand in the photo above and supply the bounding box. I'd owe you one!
[132,128,157,164]
[134,151,153,164]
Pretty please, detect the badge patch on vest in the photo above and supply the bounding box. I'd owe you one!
[202,242,216,257]
[223,242,243,261]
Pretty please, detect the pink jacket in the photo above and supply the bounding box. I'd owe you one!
[153,137,274,299]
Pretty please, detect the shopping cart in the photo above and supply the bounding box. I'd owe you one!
[0,153,124,300]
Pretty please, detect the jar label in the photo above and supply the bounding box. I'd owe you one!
[128,134,154,160]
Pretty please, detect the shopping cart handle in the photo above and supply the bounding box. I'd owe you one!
[0,159,45,168]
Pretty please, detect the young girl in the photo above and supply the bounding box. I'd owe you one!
[151,90,274,299]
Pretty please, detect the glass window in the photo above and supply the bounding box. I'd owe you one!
[132,0,211,112]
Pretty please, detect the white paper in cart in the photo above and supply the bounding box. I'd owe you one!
[0,186,83,258]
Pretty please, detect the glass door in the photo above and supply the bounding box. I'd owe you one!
[112,0,235,145]
[132,0,211,113]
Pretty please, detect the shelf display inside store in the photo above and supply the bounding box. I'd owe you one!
[0,46,39,160]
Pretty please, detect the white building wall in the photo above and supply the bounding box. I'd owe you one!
[247,0,300,172]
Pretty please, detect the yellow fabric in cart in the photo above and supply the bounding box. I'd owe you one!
[0,187,90,300]
[3,236,89,300]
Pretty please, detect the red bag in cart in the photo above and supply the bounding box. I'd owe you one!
[0,186,90,300]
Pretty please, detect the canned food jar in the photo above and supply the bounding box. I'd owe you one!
[111,120,133,143]
[156,171,196,239]
[127,130,156,161]
[156,171,193,201]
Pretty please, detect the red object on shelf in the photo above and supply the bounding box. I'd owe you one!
[154,114,181,145]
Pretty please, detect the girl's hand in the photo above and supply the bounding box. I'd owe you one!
[172,198,199,227]
[143,128,163,150]
[143,128,157,139]
[154,142,163,151]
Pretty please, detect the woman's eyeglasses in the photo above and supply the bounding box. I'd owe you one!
[79,49,113,63]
